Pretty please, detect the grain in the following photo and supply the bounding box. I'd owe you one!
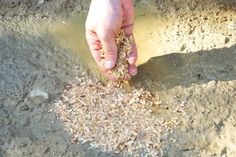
[55,75,179,156]
[101,31,133,80]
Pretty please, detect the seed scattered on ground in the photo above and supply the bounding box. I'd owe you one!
[54,76,179,156]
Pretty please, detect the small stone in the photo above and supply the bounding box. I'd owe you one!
[37,0,44,5]
[225,37,230,44]
[30,88,49,99]
[207,80,217,89]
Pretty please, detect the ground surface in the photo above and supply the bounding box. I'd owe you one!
[0,0,236,157]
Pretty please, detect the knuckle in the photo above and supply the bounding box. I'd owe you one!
[98,32,110,41]
[105,52,116,59]
[97,27,115,41]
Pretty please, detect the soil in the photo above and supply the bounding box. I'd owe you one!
[1,0,236,157]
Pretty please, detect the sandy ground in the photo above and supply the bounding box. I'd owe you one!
[1,0,236,157]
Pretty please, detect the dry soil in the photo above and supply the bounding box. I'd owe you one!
[0,0,236,157]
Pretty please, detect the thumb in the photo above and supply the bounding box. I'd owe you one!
[99,33,118,70]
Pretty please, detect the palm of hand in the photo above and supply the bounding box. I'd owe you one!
[86,0,137,81]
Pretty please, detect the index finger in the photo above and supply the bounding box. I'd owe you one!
[85,30,105,71]
[121,24,138,65]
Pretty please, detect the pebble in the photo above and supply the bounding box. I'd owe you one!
[30,88,49,99]
[37,0,44,5]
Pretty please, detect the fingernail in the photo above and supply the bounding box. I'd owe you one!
[132,68,137,76]
[128,57,135,65]
[129,66,137,76]
[104,60,114,69]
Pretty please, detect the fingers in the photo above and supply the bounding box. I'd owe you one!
[128,64,137,76]
[122,0,135,27]
[121,24,137,65]
[128,35,138,65]
[86,30,104,70]
[121,24,134,36]
[121,0,137,68]
[98,32,118,70]
[86,29,138,81]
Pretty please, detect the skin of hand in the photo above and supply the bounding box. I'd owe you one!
[85,0,138,81]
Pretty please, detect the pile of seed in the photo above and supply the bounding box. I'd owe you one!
[55,76,179,156]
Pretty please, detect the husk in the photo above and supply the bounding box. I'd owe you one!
[55,75,179,156]
[101,31,133,80]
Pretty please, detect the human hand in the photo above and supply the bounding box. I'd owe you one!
[85,0,137,81]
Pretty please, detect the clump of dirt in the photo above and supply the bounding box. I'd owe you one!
[101,31,133,80]
[55,75,179,156]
